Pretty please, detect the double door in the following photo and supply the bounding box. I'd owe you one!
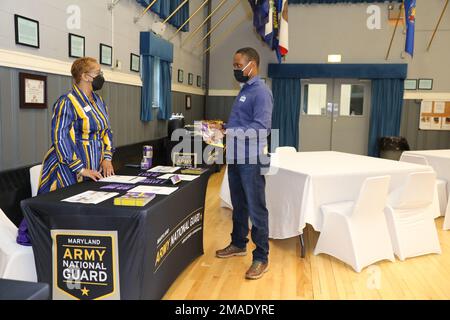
[299,79,372,155]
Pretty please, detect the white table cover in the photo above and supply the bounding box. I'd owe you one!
[220,151,440,239]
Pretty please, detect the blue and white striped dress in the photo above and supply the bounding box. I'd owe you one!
[38,84,114,193]
[17,84,114,245]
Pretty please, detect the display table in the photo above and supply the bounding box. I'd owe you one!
[220,151,440,239]
[0,279,49,300]
[21,168,210,300]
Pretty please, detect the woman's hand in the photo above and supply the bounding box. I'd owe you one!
[100,159,115,177]
[79,168,104,181]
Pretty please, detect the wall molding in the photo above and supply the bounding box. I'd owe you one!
[171,83,205,96]
[208,89,239,97]
[404,92,450,100]
[0,49,142,87]
[208,89,450,100]
[3,49,448,100]
[0,49,207,95]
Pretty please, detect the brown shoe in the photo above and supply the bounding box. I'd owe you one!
[216,244,247,258]
[245,261,269,280]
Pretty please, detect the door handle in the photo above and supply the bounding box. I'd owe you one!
[333,103,339,122]
[326,103,333,115]
[333,103,339,114]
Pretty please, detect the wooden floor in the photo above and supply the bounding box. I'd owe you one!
[163,167,450,300]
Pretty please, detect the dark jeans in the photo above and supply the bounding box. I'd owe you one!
[228,163,269,263]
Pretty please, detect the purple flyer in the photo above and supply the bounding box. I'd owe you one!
[99,184,134,191]
[138,172,161,178]
[139,178,166,185]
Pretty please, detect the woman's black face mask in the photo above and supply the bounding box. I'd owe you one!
[89,73,105,91]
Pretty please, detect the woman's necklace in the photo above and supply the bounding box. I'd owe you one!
[88,95,95,106]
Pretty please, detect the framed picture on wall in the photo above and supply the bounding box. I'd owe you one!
[404,79,417,90]
[188,73,194,86]
[100,43,113,66]
[178,69,184,83]
[19,72,47,109]
[197,75,202,88]
[14,14,40,48]
[185,95,192,110]
[130,53,140,72]
[68,33,85,58]
[418,79,433,90]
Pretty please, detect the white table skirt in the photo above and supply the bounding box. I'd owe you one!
[220,151,440,239]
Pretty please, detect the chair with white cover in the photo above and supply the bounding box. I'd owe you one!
[275,146,297,154]
[384,171,441,260]
[0,208,37,282]
[399,153,448,215]
[314,175,394,272]
[29,164,42,197]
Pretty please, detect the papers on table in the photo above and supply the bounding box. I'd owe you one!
[157,174,198,181]
[147,166,180,173]
[62,191,119,204]
[98,175,147,184]
[128,185,178,195]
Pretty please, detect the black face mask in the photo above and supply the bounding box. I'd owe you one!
[91,74,105,91]
[234,69,249,83]
[233,62,252,83]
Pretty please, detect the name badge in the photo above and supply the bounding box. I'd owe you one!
[239,96,246,102]
[83,105,92,112]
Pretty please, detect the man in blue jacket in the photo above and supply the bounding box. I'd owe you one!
[215,47,273,280]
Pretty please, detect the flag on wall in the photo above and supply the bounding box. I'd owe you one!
[248,0,270,37]
[404,0,416,57]
[248,0,289,63]
[278,0,289,58]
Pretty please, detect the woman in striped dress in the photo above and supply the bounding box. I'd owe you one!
[17,57,115,245]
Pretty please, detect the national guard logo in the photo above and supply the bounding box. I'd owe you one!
[51,230,120,300]
[154,208,203,273]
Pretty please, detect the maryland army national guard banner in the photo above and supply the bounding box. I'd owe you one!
[51,230,120,300]
[21,168,210,299]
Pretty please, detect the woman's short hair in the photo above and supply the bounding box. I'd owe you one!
[71,57,98,83]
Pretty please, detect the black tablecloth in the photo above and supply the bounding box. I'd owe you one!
[0,279,49,300]
[21,168,210,300]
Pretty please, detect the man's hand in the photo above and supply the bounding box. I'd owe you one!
[214,129,225,140]
[79,169,104,181]
[100,159,115,177]
[209,122,223,130]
